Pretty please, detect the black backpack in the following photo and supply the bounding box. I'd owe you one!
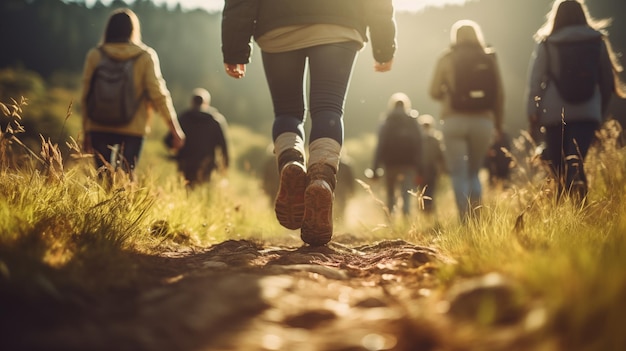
[86,48,143,126]
[449,46,498,111]
[546,37,602,104]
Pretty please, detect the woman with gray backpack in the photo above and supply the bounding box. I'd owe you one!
[526,0,625,202]
[81,8,185,180]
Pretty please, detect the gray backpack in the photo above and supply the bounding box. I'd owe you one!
[86,48,143,126]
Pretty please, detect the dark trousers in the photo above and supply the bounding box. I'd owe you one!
[262,41,360,145]
[89,131,144,175]
[543,121,598,199]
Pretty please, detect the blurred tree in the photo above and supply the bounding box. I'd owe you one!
[0,0,623,140]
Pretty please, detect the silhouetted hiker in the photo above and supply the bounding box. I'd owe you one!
[526,0,625,202]
[165,88,229,187]
[370,93,423,217]
[222,0,397,246]
[81,8,185,180]
[417,114,445,215]
[429,19,505,224]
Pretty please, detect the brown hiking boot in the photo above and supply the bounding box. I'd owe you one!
[301,163,336,246]
[274,150,306,230]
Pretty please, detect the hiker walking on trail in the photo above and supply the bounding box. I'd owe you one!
[81,8,185,179]
[429,19,505,223]
[417,114,445,215]
[165,88,229,187]
[370,93,423,218]
[526,0,625,202]
[221,0,397,246]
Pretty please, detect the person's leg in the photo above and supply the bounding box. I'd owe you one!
[400,167,415,217]
[88,132,143,182]
[262,49,309,229]
[117,134,144,175]
[563,121,598,200]
[544,124,566,198]
[466,118,494,218]
[88,131,115,171]
[302,42,359,246]
[307,41,360,144]
[262,49,308,144]
[384,166,400,215]
[442,117,471,222]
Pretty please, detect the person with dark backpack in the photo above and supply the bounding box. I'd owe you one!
[429,19,505,223]
[526,0,626,202]
[165,88,230,187]
[81,8,185,180]
[370,93,423,217]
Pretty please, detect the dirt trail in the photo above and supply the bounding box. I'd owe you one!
[2,238,545,351]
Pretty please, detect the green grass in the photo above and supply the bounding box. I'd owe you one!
[1,97,626,350]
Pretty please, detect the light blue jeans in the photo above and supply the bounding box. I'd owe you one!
[441,117,494,222]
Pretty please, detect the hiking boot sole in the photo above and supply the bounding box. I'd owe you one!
[301,179,333,246]
[275,162,306,230]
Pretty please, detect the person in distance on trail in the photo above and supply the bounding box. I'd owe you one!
[221,0,397,246]
[369,93,423,218]
[428,19,505,224]
[526,0,626,202]
[81,8,185,180]
[165,88,230,187]
[416,114,446,216]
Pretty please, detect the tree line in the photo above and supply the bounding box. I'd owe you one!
[1,0,624,140]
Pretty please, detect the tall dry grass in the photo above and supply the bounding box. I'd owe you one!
[1,96,625,349]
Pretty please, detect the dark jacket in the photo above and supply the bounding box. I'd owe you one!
[373,109,423,171]
[526,25,614,126]
[174,107,229,171]
[222,0,396,64]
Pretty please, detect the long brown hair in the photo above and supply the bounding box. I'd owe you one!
[451,20,487,49]
[534,0,610,41]
[102,8,142,44]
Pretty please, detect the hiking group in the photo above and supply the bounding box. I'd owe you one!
[82,0,625,246]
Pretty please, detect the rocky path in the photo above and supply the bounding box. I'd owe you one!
[2,239,548,351]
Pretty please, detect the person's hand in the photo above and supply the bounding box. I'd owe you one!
[224,63,246,79]
[170,130,186,151]
[374,59,393,72]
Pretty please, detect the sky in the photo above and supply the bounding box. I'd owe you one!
[81,0,471,13]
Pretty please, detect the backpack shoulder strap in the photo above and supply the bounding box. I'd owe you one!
[543,39,551,76]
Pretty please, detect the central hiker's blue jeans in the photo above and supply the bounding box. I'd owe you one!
[441,117,494,222]
[261,41,361,146]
